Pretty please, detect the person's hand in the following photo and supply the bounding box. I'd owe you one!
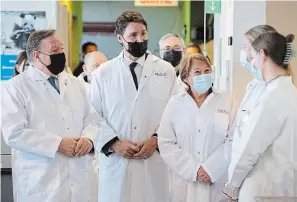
[75,137,93,157]
[197,167,211,184]
[112,140,140,159]
[133,137,158,159]
[58,137,79,157]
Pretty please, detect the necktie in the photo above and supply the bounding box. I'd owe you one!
[48,77,60,93]
[129,62,138,90]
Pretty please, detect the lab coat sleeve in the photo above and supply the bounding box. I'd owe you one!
[89,70,118,152]
[1,82,62,159]
[158,98,201,182]
[80,82,100,144]
[202,96,238,183]
[227,99,285,188]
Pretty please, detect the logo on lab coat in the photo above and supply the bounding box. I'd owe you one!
[155,72,166,77]
[217,109,229,114]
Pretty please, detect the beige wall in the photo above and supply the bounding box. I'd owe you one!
[267,1,297,82]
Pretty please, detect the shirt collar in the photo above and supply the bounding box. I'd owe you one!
[122,52,146,67]
[35,66,57,80]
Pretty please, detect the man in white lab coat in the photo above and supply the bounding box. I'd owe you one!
[90,10,177,202]
[1,30,100,202]
[78,51,108,202]
[78,51,108,92]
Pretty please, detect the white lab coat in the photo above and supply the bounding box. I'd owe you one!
[1,67,100,202]
[158,90,237,202]
[78,72,91,92]
[228,76,297,202]
[90,52,178,202]
[78,71,99,202]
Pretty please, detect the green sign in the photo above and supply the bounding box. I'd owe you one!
[205,0,221,14]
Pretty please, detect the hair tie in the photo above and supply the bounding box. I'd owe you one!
[283,42,297,65]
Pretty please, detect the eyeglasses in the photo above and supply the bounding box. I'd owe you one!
[161,47,183,53]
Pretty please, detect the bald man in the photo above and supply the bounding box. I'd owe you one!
[78,51,108,202]
[78,51,108,90]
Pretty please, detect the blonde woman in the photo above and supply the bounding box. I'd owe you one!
[223,31,297,202]
[158,53,237,202]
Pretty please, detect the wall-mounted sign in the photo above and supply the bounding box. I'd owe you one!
[205,0,221,14]
[1,11,46,80]
[134,0,178,7]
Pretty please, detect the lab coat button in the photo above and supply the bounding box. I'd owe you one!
[67,128,69,130]
[198,152,200,154]
[198,129,201,132]
[134,127,137,129]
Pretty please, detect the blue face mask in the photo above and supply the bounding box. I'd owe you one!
[251,53,264,81]
[193,74,214,94]
[240,50,252,69]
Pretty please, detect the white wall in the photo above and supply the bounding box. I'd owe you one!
[231,1,266,103]
[215,0,266,102]
[82,1,182,59]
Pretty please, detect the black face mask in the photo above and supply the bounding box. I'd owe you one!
[163,50,183,67]
[39,52,66,75]
[122,37,148,58]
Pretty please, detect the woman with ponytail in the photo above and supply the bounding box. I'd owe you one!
[223,32,297,202]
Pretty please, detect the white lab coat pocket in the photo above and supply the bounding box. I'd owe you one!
[99,152,120,169]
[214,112,229,134]
[20,159,60,195]
[148,76,171,100]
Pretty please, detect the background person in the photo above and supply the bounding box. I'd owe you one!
[78,50,108,202]
[159,33,185,77]
[185,42,202,55]
[73,41,98,77]
[13,50,30,76]
[78,51,108,91]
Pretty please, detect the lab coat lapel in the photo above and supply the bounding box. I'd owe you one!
[57,72,68,103]
[27,66,50,91]
[137,54,157,95]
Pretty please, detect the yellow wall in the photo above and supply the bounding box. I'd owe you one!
[181,1,191,44]
[266,1,297,84]
[59,0,83,70]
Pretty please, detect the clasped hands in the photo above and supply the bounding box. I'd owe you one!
[58,137,93,158]
[112,137,158,159]
[196,167,212,184]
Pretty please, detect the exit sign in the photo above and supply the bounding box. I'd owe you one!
[205,0,221,14]
[134,0,178,7]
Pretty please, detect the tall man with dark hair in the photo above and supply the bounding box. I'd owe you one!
[90,10,177,202]
[73,42,97,77]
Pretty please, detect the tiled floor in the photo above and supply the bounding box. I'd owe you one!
[1,174,13,202]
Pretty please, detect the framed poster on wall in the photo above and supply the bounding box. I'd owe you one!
[0,11,46,80]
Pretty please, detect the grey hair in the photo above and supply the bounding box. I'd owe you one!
[159,33,185,51]
[26,29,56,62]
